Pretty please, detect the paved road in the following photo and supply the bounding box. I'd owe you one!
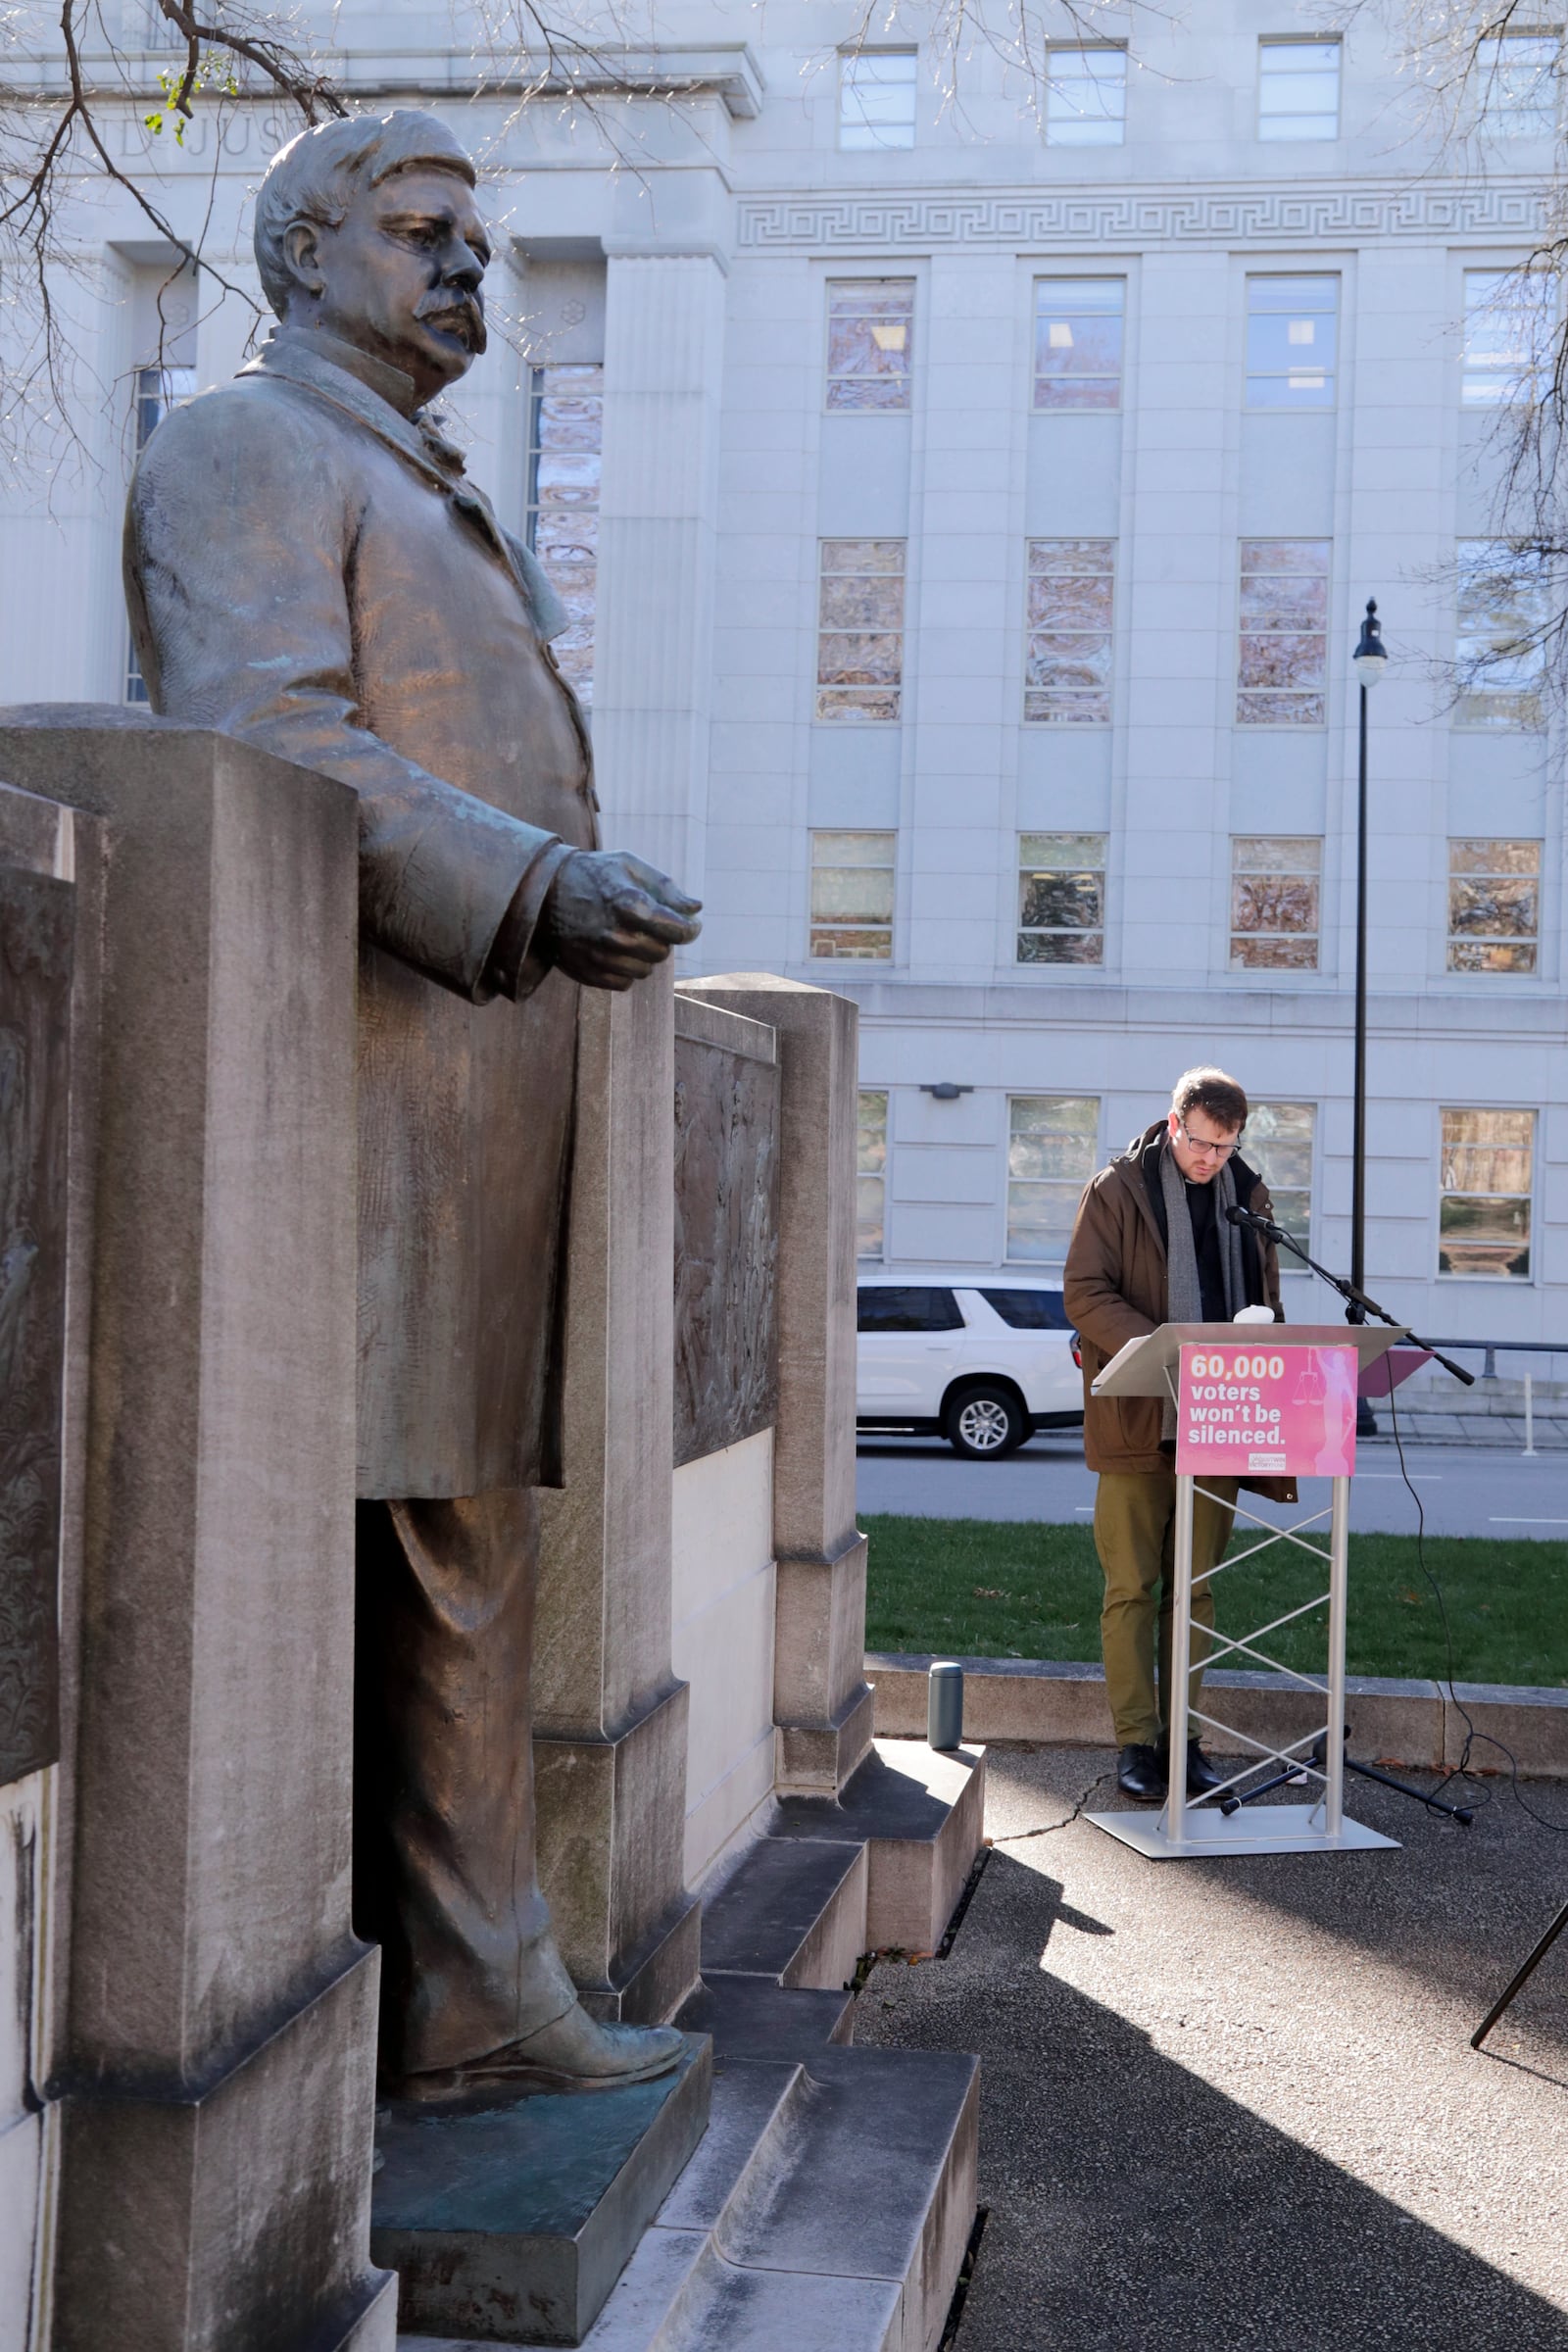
[857,1431,1568,1538]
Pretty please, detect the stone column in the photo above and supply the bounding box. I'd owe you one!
[0,712,392,2352]
[533,961,701,2023]
[676,976,871,1795]
[591,245,727,904]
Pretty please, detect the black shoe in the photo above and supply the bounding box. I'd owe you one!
[1177,1740,1228,1796]
[1116,1742,1168,1802]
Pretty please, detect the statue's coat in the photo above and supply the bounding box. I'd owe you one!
[125,329,598,1497]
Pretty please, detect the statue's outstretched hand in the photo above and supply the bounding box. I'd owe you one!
[539,850,703,992]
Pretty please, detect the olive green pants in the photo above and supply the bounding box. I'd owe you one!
[1093,1471,1239,1748]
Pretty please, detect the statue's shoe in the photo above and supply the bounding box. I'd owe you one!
[389,2004,687,2104]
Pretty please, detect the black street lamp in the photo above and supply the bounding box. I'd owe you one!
[1348,599,1388,1424]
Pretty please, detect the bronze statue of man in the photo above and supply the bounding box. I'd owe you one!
[124,110,701,2100]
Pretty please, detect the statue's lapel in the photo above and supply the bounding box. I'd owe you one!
[239,338,567,642]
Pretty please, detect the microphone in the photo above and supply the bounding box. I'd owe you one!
[1226,1201,1290,1245]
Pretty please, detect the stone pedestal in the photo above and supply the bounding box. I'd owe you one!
[0,711,391,2351]
[534,964,702,2023]
[676,978,872,1795]
[372,2038,711,2345]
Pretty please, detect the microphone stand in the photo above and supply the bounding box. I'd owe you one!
[1217,1204,1477,1830]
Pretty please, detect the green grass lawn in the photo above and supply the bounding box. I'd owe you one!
[863,1513,1568,1689]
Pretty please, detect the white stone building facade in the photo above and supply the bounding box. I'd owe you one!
[4,0,1564,1352]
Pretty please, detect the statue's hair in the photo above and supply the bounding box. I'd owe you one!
[254,110,475,318]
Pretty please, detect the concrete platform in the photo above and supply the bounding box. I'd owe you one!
[867,1654,1568,1779]
[373,2038,711,2345]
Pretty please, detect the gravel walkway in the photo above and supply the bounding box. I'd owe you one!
[856,1743,1568,2351]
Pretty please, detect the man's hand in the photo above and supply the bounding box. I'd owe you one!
[538,850,702,992]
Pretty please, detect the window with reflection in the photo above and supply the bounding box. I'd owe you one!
[1032,278,1125,411]
[1246,275,1338,408]
[1237,539,1330,724]
[826,280,914,412]
[858,1090,888,1259]
[1230,837,1321,969]
[125,363,196,705]
[1025,540,1114,724]
[525,362,602,708]
[1477,32,1558,137]
[1045,47,1127,145]
[810,831,895,959]
[1439,1108,1534,1278]
[1244,1102,1315,1244]
[1258,40,1341,139]
[815,539,906,721]
[1455,540,1548,728]
[840,50,917,149]
[1007,1095,1100,1262]
[1017,834,1107,966]
[1446,840,1541,971]
[1462,270,1555,406]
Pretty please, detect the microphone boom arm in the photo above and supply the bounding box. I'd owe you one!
[1226,1204,1475,1388]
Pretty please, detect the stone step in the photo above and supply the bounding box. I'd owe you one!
[696,1829,868,1990]
[676,1972,855,2059]
[406,2043,979,2352]
[774,1738,987,1955]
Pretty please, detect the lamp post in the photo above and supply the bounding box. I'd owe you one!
[1348,599,1388,1426]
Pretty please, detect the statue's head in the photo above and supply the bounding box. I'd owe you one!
[254,110,489,405]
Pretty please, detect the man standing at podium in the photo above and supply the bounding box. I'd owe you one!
[1064,1068,1291,1804]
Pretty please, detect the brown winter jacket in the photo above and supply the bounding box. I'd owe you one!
[1063,1122,1296,1498]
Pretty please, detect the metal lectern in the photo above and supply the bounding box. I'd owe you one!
[1085,1323,1407,1862]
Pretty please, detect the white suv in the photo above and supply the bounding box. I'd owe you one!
[856,1274,1084,1459]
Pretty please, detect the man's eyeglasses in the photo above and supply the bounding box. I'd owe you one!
[1176,1119,1242,1162]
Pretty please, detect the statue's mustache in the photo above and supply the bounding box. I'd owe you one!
[415,287,486,347]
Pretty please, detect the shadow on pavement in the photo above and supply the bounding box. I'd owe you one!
[863,1843,1568,2351]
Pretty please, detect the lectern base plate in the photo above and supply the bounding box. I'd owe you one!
[1087,1801,1400,1860]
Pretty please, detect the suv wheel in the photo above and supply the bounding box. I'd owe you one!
[946,1382,1028,1460]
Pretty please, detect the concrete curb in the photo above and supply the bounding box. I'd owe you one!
[865,1653,1568,1780]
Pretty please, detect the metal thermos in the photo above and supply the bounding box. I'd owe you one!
[928,1660,964,1751]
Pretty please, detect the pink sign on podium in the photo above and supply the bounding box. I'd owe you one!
[1174,1341,1358,1480]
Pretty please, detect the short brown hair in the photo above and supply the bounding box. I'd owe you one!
[1171,1065,1248,1133]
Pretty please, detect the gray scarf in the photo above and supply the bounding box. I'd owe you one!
[1160,1141,1248,1437]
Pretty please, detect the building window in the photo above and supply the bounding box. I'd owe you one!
[1246,275,1338,409]
[815,539,906,722]
[1017,834,1107,966]
[1258,39,1341,139]
[1245,1102,1315,1245]
[1024,540,1113,724]
[1478,32,1558,137]
[1237,539,1330,725]
[1462,270,1554,406]
[839,50,916,149]
[1455,541,1548,728]
[1230,837,1322,969]
[858,1090,888,1259]
[1440,1108,1534,1278]
[1007,1096,1100,1263]
[1447,839,1542,971]
[525,362,602,709]
[826,280,914,413]
[809,831,895,959]
[1033,278,1124,411]
[1045,46,1126,145]
[125,362,196,705]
